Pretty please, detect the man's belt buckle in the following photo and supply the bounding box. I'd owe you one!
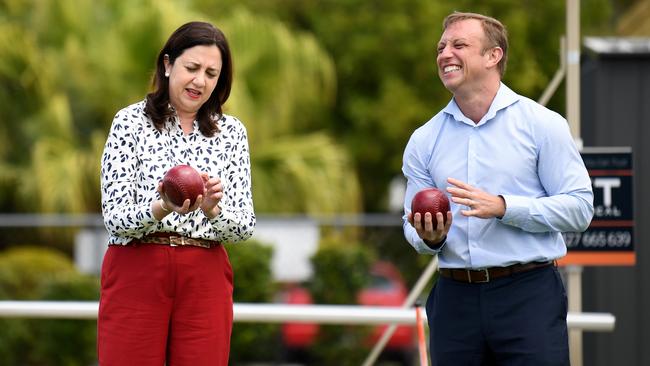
[169,236,186,247]
[468,268,490,283]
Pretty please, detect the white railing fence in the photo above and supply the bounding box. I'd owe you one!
[0,300,616,331]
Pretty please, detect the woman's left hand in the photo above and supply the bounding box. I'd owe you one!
[200,173,224,219]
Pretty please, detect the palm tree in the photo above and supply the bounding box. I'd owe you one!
[0,0,361,215]
[222,8,361,214]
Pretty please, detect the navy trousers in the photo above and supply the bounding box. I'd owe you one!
[426,265,569,366]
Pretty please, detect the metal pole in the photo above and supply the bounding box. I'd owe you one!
[415,303,429,366]
[567,265,584,366]
[567,0,581,145]
[567,1,584,365]
[361,256,438,366]
[0,300,616,330]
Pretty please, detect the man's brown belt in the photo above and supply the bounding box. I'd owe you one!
[439,261,555,283]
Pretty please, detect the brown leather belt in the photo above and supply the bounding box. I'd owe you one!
[439,261,555,283]
[132,232,220,249]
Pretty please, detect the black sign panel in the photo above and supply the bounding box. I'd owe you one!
[563,147,634,252]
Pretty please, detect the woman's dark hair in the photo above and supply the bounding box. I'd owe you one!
[144,21,233,136]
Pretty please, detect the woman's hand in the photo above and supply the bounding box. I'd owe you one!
[199,173,224,219]
[155,182,204,218]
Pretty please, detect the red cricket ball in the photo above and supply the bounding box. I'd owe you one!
[162,165,204,207]
[411,188,450,225]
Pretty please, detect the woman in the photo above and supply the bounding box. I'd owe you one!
[98,21,255,366]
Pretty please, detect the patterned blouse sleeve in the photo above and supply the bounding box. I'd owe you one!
[208,119,256,243]
[100,108,156,238]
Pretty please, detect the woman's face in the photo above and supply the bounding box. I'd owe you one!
[164,44,222,120]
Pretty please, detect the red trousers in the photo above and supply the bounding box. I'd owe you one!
[98,243,233,366]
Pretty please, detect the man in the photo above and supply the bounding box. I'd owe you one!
[402,12,593,365]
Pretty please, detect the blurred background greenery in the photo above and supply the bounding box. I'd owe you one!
[0,0,635,217]
[1,0,648,364]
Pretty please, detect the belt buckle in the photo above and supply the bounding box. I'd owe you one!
[169,236,185,247]
[468,268,490,283]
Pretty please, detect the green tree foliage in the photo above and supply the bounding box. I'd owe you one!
[617,0,650,35]
[226,240,279,363]
[0,0,156,213]
[308,239,375,365]
[1,0,618,214]
[0,247,99,366]
[0,0,360,215]
[309,239,374,305]
[195,0,615,211]
[0,247,75,364]
[29,274,99,366]
[220,7,361,214]
[0,246,76,298]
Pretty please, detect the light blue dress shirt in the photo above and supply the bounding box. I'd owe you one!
[402,83,594,269]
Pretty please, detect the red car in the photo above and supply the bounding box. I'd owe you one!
[279,261,416,364]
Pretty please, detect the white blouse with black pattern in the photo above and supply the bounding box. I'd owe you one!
[100,100,255,245]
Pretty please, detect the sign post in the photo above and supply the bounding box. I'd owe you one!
[566,1,582,362]
[559,147,634,366]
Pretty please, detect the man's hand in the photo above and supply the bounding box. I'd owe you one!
[408,210,452,247]
[446,177,505,218]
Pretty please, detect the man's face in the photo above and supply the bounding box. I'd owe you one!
[436,19,491,93]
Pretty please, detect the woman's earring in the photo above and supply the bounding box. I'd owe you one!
[165,71,170,77]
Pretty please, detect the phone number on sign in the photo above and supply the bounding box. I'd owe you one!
[563,230,632,249]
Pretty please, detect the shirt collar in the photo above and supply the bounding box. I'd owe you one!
[166,103,200,134]
[442,82,521,126]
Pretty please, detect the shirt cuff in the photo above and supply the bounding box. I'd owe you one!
[414,236,446,255]
[424,236,447,251]
[499,194,531,226]
[141,203,157,224]
[208,206,234,226]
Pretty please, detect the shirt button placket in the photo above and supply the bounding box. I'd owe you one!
[467,129,478,261]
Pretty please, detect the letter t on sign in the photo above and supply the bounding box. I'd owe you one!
[593,177,620,208]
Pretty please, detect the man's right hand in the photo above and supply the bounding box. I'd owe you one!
[408,211,452,247]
